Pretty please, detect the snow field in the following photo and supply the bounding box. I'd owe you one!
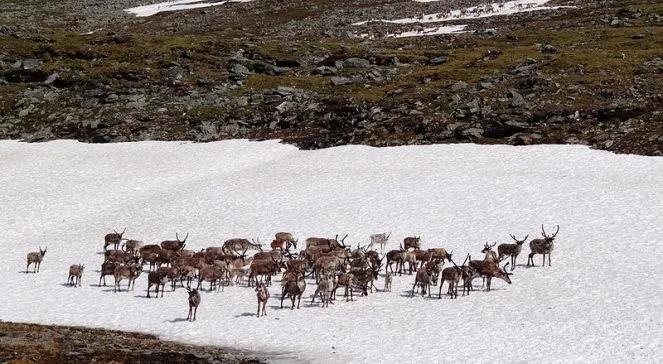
[0,140,662,363]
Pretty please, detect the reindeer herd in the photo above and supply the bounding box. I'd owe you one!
[23,225,559,321]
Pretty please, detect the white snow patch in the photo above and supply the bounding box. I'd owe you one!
[125,0,253,17]
[361,24,467,39]
[353,0,573,38]
[1,140,662,363]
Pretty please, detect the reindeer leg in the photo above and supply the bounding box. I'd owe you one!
[548,253,551,266]
[297,294,302,309]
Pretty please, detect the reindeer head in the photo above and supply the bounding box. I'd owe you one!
[187,288,199,297]
[541,225,559,244]
[481,242,496,253]
[251,237,263,251]
[509,234,529,245]
[446,250,453,261]
[78,264,85,273]
[114,228,127,239]
[176,232,189,249]
[496,262,513,284]
[39,246,47,257]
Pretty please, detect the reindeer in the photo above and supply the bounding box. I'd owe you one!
[386,247,405,275]
[332,272,359,302]
[67,264,84,287]
[272,232,297,251]
[161,233,188,252]
[104,228,126,251]
[311,269,334,307]
[197,265,224,292]
[281,273,306,309]
[147,270,169,298]
[403,249,418,274]
[403,236,421,250]
[99,261,117,286]
[383,272,393,292]
[498,234,529,270]
[122,239,143,255]
[256,282,271,316]
[368,232,391,252]
[187,288,201,322]
[249,257,281,286]
[223,238,262,255]
[305,235,348,250]
[411,266,433,297]
[113,260,143,293]
[104,249,134,264]
[528,225,559,267]
[439,266,462,299]
[469,260,512,291]
[482,242,498,262]
[26,247,47,273]
[428,248,453,263]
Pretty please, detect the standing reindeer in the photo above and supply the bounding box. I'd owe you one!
[528,225,559,267]
[187,288,201,322]
[104,228,126,251]
[26,247,47,273]
[161,233,188,251]
[368,232,391,252]
[67,264,84,287]
[498,234,528,270]
[403,236,421,250]
[256,282,270,317]
[383,272,393,292]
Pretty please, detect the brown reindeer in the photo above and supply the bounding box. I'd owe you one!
[385,247,405,275]
[439,266,462,299]
[255,283,270,317]
[281,273,306,309]
[122,239,143,255]
[469,260,512,291]
[26,247,47,273]
[403,236,421,250]
[272,232,297,251]
[104,228,126,251]
[498,234,529,270]
[332,273,356,302]
[67,264,84,287]
[113,260,143,293]
[527,225,559,267]
[187,288,201,322]
[147,270,169,298]
[161,233,188,252]
[427,248,453,263]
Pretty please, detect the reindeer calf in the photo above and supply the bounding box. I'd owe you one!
[187,288,201,321]
[68,264,84,287]
[26,246,47,273]
[256,283,270,317]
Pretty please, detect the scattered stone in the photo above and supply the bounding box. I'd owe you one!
[429,56,449,66]
[343,58,370,68]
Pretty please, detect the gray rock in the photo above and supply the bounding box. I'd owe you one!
[272,66,291,75]
[343,58,371,68]
[451,81,468,92]
[229,63,251,75]
[331,76,352,86]
[313,66,337,76]
[44,72,59,85]
[16,59,43,70]
[541,44,559,54]
[429,56,449,66]
[510,90,526,107]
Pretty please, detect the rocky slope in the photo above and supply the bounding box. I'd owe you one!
[0,321,262,363]
[0,0,661,155]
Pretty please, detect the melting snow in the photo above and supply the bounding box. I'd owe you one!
[1,140,661,362]
[125,0,253,17]
[354,0,572,38]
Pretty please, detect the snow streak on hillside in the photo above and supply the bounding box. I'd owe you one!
[125,0,253,17]
[0,140,661,362]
